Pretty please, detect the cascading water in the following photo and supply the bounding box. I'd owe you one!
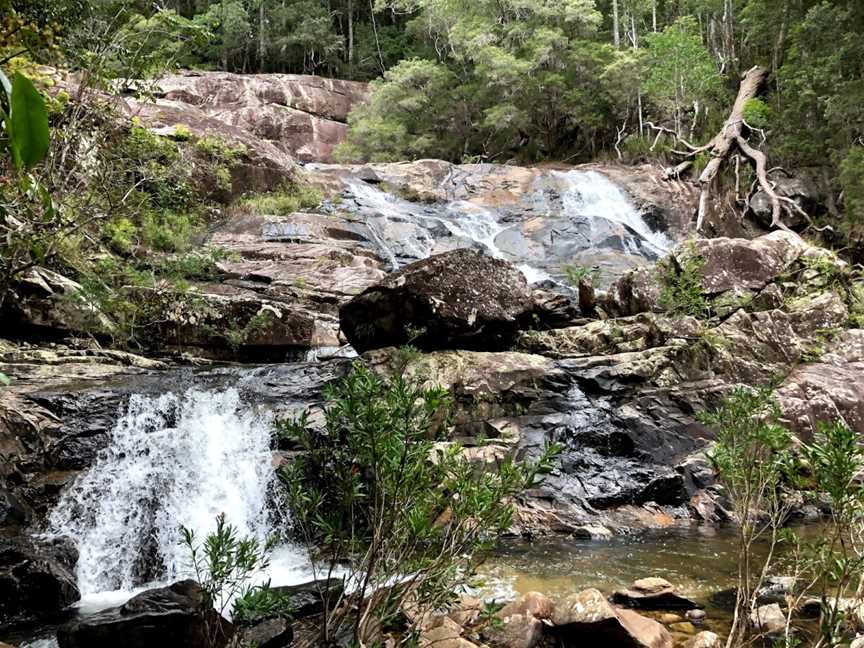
[322,165,673,288]
[47,388,299,598]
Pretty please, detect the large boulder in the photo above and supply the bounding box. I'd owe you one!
[0,536,79,625]
[552,588,673,648]
[57,580,232,648]
[677,230,810,295]
[340,249,536,352]
[4,267,114,338]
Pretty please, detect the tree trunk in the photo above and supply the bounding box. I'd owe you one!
[652,0,657,32]
[347,0,354,66]
[612,0,620,48]
[258,0,266,72]
[690,65,797,232]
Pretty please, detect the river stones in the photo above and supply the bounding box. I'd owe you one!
[612,577,699,611]
[0,535,79,625]
[552,588,673,648]
[57,580,233,648]
[484,591,554,648]
[684,631,721,648]
[750,603,786,635]
[340,249,536,352]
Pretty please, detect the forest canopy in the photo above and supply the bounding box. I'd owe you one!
[2,0,864,238]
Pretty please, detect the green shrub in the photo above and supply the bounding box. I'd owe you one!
[658,250,710,318]
[140,210,200,252]
[278,357,560,645]
[181,513,290,647]
[238,184,323,216]
[742,97,772,129]
[105,217,138,253]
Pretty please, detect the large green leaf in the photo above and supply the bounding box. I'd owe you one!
[7,72,49,170]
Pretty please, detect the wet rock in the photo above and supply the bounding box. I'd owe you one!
[684,630,721,648]
[612,577,699,611]
[552,588,673,648]
[271,578,343,620]
[237,617,293,648]
[668,621,696,634]
[57,580,231,648]
[750,603,786,635]
[685,609,706,624]
[678,231,810,295]
[0,535,79,625]
[340,249,536,352]
[756,576,797,605]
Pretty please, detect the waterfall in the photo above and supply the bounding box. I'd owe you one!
[555,170,672,257]
[48,389,280,597]
[332,166,672,287]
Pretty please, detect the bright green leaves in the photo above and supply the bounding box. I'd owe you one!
[1,71,50,170]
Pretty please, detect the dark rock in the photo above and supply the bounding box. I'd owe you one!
[612,578,700,611]
[749,174,822,231]
[57,580,233,648]
[532,289,585,329]
[272,578,343,620]
[0,535,79,625]
[3,267,114,339]
[340,249,536,352]
[238,617,293,648]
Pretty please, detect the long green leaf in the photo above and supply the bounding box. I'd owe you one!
[8,72,49,170]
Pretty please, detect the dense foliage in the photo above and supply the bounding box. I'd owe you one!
[278,355,559,645]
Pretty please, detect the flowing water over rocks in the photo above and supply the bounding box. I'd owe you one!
[47,389,278,596]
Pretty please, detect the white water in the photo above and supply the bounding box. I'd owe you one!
[335,167,671,287]
[555,170,672,256]
[47,389,310,602]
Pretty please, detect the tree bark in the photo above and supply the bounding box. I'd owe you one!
[687,65,798,232]
[612,0,620,48]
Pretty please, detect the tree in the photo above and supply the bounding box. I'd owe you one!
[701,387,794,648]
[641,16,724,139]
[279,356,559,647]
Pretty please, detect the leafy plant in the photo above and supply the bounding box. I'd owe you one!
[658,250,710,318]
[563,264,599,288]
[3,71,50,170]
[701,388,795,646]
[181,513,290,647]
[278,356,560,646]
